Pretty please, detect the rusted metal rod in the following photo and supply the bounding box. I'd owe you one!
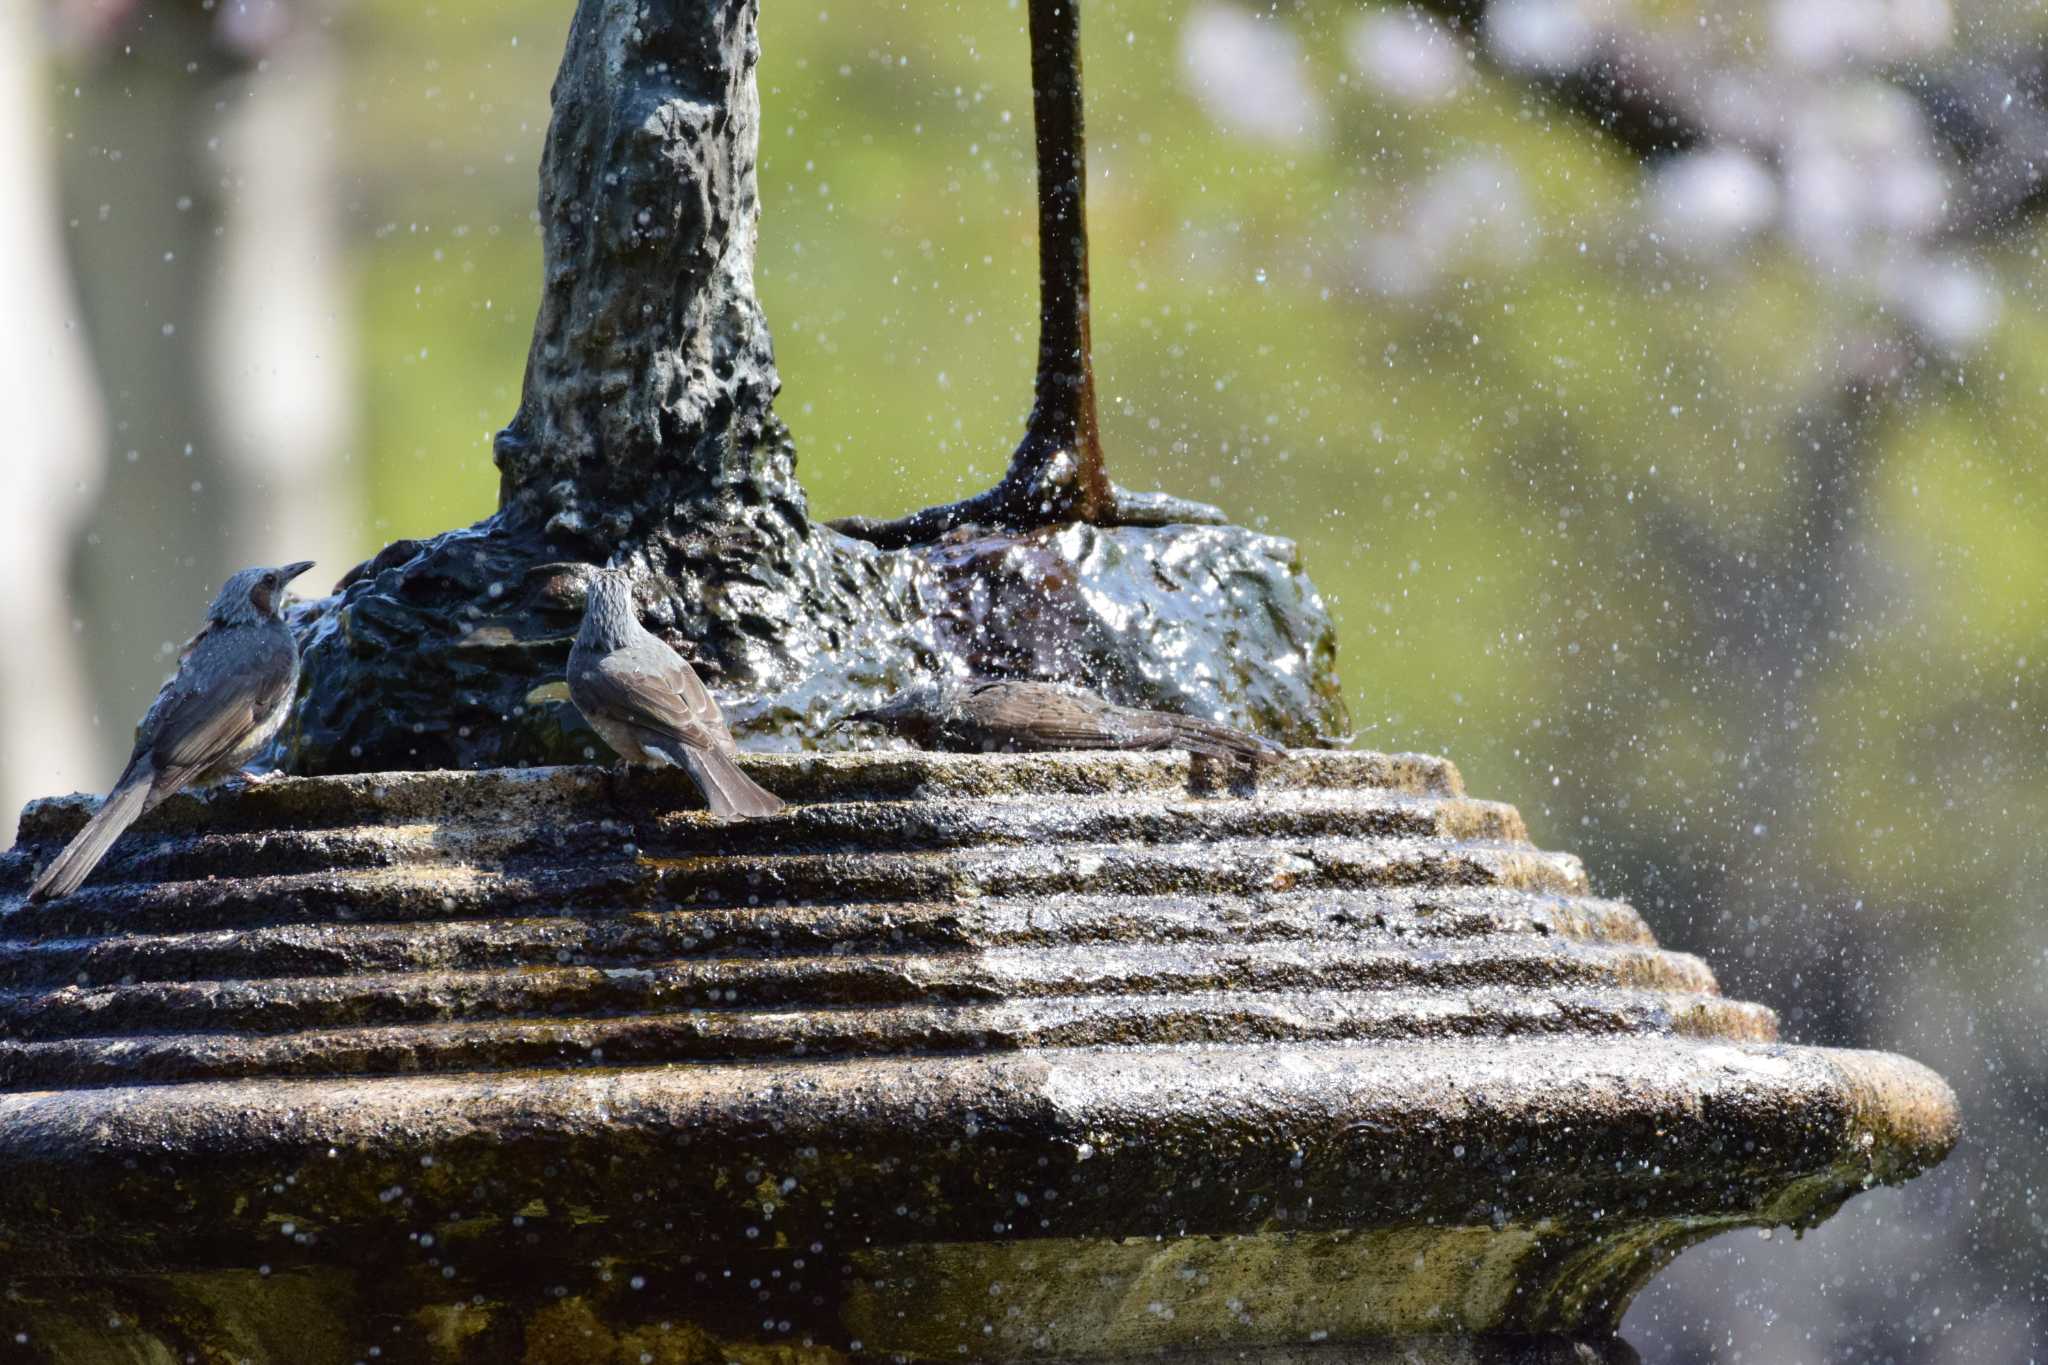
[832,0,1220,549]
[1016,0,1112,521]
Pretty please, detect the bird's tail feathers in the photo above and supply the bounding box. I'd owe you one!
[675,745,785,820]
[1164,716,1286,767]
[27,763,155,901]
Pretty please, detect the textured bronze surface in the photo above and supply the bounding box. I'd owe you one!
[0,752,1956,1362]
[286,0,1349,775]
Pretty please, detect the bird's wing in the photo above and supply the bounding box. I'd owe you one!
[581,643,733,756]
[172,621,215,672]
[968,681,1278,761]
[1086,692,1282,762]
[127,620,213,746]
[967,681,1131,750]
[145,627,297,790]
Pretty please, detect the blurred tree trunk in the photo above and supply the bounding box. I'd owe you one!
[207,33,361,588]
[50,5,356,794]
[55,16,239,781]
[0,5,103,833]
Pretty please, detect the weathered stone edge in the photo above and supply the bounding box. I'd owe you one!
[8,750,1466,846]
[0,1037,1958,1270]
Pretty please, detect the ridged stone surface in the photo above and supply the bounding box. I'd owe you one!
[0,752,1958,1365]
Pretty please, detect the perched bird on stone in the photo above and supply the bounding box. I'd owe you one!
[841,678,1284,766]
[567,567,784,820]
[27,560,315,901]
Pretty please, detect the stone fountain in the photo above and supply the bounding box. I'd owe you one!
[0,2,1956,1362]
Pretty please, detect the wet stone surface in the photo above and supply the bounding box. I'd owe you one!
[286,499,1347,776]
[0,752,1958,1363]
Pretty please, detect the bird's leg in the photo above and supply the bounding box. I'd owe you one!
[831,0,1224,550]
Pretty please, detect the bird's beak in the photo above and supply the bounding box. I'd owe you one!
[279,560,316,585]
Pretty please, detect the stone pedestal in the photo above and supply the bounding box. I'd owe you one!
[0,752,1956,1363]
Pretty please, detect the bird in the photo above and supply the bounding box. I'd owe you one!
[27,560,315,901]
[840,678,1284,766]
[566,567,784,820]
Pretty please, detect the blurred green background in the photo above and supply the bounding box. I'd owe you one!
[17,0,2048,1358]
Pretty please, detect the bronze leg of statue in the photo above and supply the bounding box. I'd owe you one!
[830,0,1224,549]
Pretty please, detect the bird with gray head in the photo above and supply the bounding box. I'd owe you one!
[840,678,1284,766]
[27,560,315,901]
[567,567,784,820]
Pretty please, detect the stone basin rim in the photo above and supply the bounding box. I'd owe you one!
[7,748,1471,846]
[0,1037,1958,1234]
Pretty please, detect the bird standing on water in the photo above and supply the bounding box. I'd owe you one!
[842,678,1283,766]
[567,568,784,820]
[27,560,315,901]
